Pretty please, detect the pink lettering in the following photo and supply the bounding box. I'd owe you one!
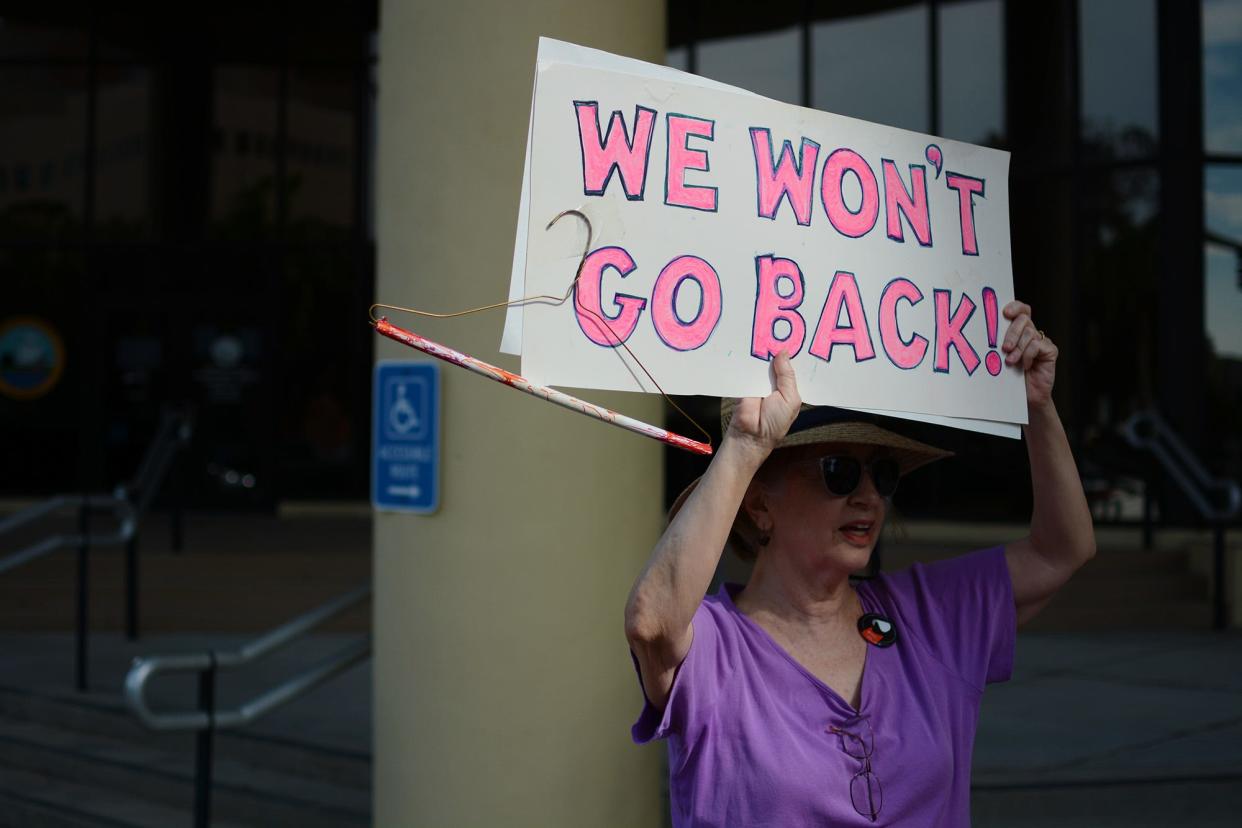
[878,278,928,369]
[933,289,980,374]
[573,246,647,347]
[820,149,879,238]
[574,101,656,200]
[751,256,806,359]
[945,172,985,255]
[808,271,876,363]
[651,255,722,351]
[665,114,718,212]
[882,160,932,246]
[750,128,820,226]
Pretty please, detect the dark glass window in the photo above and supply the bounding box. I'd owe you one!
[1205,166,1242,360]
[278,248,367,496]
[1203,0,1242,154]
[938,0,1004,146]
[1079,0,1159,161]
[0,248,87,490]
[0,66,88,241]
[1,3,377,503]
[698,26,801,104]
[812,2,929,132]
[0,14,88,59]
[96,4,160,61]
[95,64,154,239]
[1081,168,1161,422]
[666,45,689,71]
[287,65,357,239]
[1202,0,1242,477]
[210,65,279,238]
[1204,164,1242,472]
[661,0,1235,521]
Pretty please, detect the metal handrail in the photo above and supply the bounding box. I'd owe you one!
[0,493,134,576]
[1120,410,1241,521]
[124,583,371,828]
[124,584,372,731]
[131,410,193,515]
[0,405,193,690]
[1121,409,1240,630]
[0,406,193,572]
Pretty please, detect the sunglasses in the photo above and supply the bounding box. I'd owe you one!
[818,455,900,498]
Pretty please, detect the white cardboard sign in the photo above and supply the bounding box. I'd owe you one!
[503,38,1026,437]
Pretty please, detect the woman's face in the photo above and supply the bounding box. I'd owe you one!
[753,443,891,576]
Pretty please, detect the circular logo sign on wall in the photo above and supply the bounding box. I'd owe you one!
[0,317,66,401]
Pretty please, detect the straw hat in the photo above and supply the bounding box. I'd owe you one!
[669,401,953,555]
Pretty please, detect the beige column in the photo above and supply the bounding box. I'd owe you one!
[374,1,666,825]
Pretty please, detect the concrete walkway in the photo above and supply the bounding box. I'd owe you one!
[3,629,1240,825]
[2,511,1239,823]
[973,630,1242,826]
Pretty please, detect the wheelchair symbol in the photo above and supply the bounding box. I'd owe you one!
[388,383,420,435]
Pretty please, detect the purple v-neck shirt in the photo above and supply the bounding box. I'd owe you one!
[632,546,1016,827]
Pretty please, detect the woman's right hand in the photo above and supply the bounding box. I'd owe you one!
[725,350,802,463]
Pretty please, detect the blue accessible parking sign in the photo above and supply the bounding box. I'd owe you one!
[373,361,440,513]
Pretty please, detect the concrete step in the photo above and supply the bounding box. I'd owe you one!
[0,684,370,790]
[1050,571,1209,605]
[0,512,371,561]
[885,541,1216,630]
[0,716,368,827]
[1020,599,1215,632]
[883,543,1198,576]
[972,775,1242,828]
[1023,548,1214,630]
[0,762,249,828]
[0,550,370,632]
[1070,548,1199,577]
[0,511,371,633]
[0,588,370,633]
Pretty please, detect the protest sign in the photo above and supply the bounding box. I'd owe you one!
[504,38,1026,437]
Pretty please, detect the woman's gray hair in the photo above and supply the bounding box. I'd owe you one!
[729,451,796,561]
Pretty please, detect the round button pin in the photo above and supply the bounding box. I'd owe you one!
[858,613,897,648]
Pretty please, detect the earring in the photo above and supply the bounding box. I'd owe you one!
[757,529,771,547]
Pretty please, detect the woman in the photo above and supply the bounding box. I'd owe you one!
[624,301,1095,826]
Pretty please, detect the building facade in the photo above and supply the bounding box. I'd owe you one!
[1,0,377,507]
[663,0,1241,526]
[1,0,1237,513]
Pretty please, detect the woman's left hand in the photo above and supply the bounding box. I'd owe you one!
[1001,300,1057,408]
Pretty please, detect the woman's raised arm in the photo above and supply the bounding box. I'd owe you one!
[624,351,801,710]
[999,301,1097,625]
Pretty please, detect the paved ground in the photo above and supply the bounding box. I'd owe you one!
[3,629,1240,825]
[2,511,1238,823]
[972,630,1242,826]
